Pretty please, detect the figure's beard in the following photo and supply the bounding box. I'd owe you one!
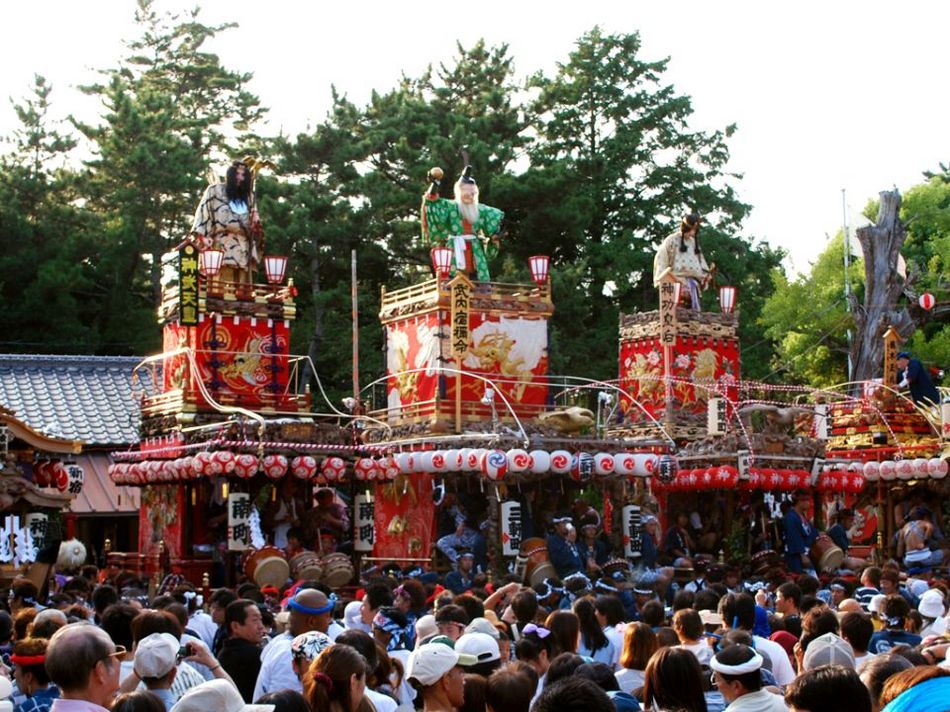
[457,201,480,225]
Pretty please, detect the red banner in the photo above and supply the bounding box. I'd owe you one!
[139,486,185,559]
[373,474,435,564]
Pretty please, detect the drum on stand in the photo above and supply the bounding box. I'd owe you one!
[810,534,844,573]
[242,546,290,589]
[516,538,555,587]
[289,551,324,582]
[751,550,780,575]
[321,552,355,589]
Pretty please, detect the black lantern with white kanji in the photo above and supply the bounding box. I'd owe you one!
[656,453,679,485]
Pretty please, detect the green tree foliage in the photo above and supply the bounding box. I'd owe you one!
[759,233,863,388]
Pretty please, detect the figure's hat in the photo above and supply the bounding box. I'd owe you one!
[460,165,476,185]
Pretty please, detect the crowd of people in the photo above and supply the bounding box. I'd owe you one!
[1,507,950,712]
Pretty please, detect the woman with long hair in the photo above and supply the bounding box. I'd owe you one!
[573,599,613,664]
[615,623,657,694]
[641,646,707,712]
[305,644,372,712]
[544,611,579,659]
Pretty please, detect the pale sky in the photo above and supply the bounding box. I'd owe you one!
[3,0,947,274]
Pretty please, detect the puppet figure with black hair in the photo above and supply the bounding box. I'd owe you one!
[192,160,262,284]
[421,165,504,282]
[652,213,712,310]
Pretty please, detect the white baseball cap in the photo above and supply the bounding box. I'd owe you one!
[406,643,478,686]
[919,590,945,619]
[465,617,501,641]
[868,594,888,614]
[170,679,274,712]
[455,632,500,664]
[134,633,179,679]
[802,633,855,671]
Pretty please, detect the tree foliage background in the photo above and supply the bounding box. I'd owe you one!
[8,2,942,408]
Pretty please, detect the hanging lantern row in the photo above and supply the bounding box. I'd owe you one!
[860,458,948,482]
[31,460,70,492]
[651,466,865,494]
[653,465,740,492]
[430,250,552,287]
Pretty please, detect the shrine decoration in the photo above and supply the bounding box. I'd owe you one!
[863,460,880,482]
[232,454,258,479]
[593,452,615,477]
[430,451,449,473]
[719,286,738,314]
[528,255,550,286]
[879,460,897,481]
[290,456,318,480]
[395,452,415,474]
[570,452,594,483]
[529,450,550,474]
[482,450,509,481]
[261,454,288,479]
[507,449,531,473]
[209,451,235,476]
[919,292,935,310]
[895,459,915,481]
[614,453,635,476]
[52,462,69,492]
[929,458,948,479]
[633,453,658,478]
[199,248,224,277]
[321,457,346,482]
[444,450,462,472]
[655,454,678,485]
[33,460,51,487]
[467,449,487,471]
[845,471,866,494]
[380,456,399,481]
[353,457,378,482]
[912,458,930,477]
[416,452,434,473]
[431,247,453,279]
[546,450,569,475]
[264,255,289,285]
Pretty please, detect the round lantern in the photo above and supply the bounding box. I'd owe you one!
[928,458,949,479]
[529,450,551,473]
[290,456,318,480]
[33,460,51,487]
[463,449,483,471]
[632,453,658,478]
[919,292,936,310]
[261,454,288,479]
[507,449,531,473]
[655,454,678,485]
[912,458,931,477]
[715,465,740,488]
[895,459,915,481]
[593,453,615,477]
[232,454,258,479]
[353,457,375,482]
[167,458,181,481]
[847,472,865,494]
[181,457,196,481]
[321,457,346,482]
[191,452,213,477]
[614,453,635,476]
[550,450,572,475]
[570,452,594,483]
[879,460,897,481]
[53,462,69,492]
[211,451,236,475]
[395,452,414,474]
[481,450,509,481]
[427,451,447,473]
[444,450,462,472]
[863,461,880,482]
[416,451,435,473]
[697,468,714,489]
[458,449,474,471]
[380,455,400,481]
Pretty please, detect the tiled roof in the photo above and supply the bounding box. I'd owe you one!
[0,355,157,445]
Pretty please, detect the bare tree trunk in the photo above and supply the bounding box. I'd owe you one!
[849,191,916,383]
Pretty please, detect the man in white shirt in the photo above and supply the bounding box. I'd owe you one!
[711,645,787,712]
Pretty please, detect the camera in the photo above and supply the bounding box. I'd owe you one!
[177,644,191,660]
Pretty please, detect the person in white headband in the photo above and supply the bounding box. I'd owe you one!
[710,644,786,712]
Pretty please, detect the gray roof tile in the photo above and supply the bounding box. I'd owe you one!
[0,355,158,446]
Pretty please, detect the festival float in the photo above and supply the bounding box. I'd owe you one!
[107,158,948,592]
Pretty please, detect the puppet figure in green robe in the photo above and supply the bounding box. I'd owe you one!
[421,165,504,281]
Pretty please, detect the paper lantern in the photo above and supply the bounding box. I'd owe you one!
[445,450,462,472]
[264,255,288,285]
[698,468,714,489]
[290,456,318,480]
[613,453,635,476]
[912,458,930,477]
[429,451,448,472]
[431,246,453,279]
[191,452,212,476]
[632,453,658,478]
[919,292,935,310]
[719,286,737,313]
[928,458,948,479]
[199,248,224,277]
[863,461,880,482]
[53,462,69,492]
[417,451,435,473]
[261,454,288,479]
[211,450,236,475]
[593,453,615,477]
[655,454,678,484]
[481,450,509,481]
[395,452,415,474]
[529,450,551,473]
[321,457,346,482]
[528,255,550,285]
[353,457,375,482]
[232,454,258,479]
[33,460,51,487]
[507,449,531,473]
[380,455,399,481]
[550,450,572,474]
[570,453,594,483]
[458,449,474,471]
[847,473,865,494]
[467,449,487,472]
[879,460,897,481]
[895,459,915,481]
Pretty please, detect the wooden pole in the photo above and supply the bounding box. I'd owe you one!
[351,250,360,400]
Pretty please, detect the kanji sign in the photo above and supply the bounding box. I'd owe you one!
[66,463,84,496]
[354,492,375,552]
[707,398,727,435]
[179,243,199,326]
[883,326,900,389]
[658,275,679,346]
[227,493,252,551]
[449,274,473,357]
[622,505,642,558]
[500,500,522,556]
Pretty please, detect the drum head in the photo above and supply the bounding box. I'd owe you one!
[819,546,844,573]
[528,562,556,588]
[254,556,290,588]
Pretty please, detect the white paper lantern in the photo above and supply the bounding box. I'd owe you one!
[550,450,572,474]
[529,450,551,473]
[482,450,509,481]
[444,450,462,472]
[417,451,435,473]
[507,449,531,472]
[928,458,949,479]
[913,458,930,477]
[469,449,487,471]
[848,461,864,473]
[879,460,896,481]
[429,451,448,472]
[614,453,635,476]
[632,453,658,478]
[395,452,414,474]
[863,461,880,482]
[593,453,615,476]
[458,448,474,471]
[896,459,915,480]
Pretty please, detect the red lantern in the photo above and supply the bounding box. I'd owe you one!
[33,460,51,487]
[261,454,289,479]
[321,457,346,482]
[431,247,453,279]
[291,456,318,480]
[528,255,550,285]
[233,454,259,479]
[719,286,738,313]
[264,255,288,285]
[919,292,935,310]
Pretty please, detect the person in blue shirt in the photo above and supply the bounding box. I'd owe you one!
[783,491,817,573]
[826,509,853,554]
[868,594,922,653]
[547,515,583,579]
[444,550,477,595]
[896,351,940,406]
[576,522,608,573]
[639,517,659,568]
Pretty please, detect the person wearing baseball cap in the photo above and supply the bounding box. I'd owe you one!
[454,632,501,677]
[802,632,855,671]
[170,678,274,712]
[134,632,180,710]
[710,644,785,712]
[406,643,477,712]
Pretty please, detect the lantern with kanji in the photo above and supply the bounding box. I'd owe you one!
[655,454,678,485]
[863,461,880,482]
[929,458,948,479]
[570,452,594,483]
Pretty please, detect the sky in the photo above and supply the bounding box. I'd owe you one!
[2,0,947,275]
